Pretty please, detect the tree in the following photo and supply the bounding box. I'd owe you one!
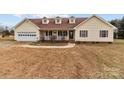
[109,16,124,39]
[110,19,120,27]
[117,17,124,39]
[110,19,120,39]
[0,25,4,34]
[10,30,14,35]
[1,26,10,37]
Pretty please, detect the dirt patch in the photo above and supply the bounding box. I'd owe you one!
[0,41,16,48]
[0,41,124,78]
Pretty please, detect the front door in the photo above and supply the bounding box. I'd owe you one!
[69,30,74,39]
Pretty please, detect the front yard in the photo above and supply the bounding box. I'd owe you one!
[30,41,68,46]
[0,38,124,78]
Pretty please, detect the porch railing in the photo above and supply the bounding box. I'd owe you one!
[40,36,68,40]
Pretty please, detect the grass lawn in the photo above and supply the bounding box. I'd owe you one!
[114,39,124,44]
[0,39,124,78]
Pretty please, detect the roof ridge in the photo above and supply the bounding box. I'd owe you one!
[29,17,88,20]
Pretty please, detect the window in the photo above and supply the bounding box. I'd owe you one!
[55,18,61,24]
[80,30,88,37]
[69,16,75,24]
[63,31,67,36]
[69,19,75,23]
[100,30,108,37]
[42,19,49,24]
[71,19,74,22]
[49,31,52,36]
[46,31,48,36]
[46,31,52,36]
[18,32,36,37]
[58,31,62,36]
[43,20,47,23]
[58,31,67,36]
[57,19,60,23]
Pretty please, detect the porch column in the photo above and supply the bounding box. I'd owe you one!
[73,30,75,40]
[37,30,40,41]
[67,30,69,40]
[56,30,58,40]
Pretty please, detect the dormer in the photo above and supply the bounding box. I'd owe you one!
[55,16,62,24]
[42,17,49,24]
[69,16,76,24]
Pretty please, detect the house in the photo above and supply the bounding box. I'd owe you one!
[14,15,117,42]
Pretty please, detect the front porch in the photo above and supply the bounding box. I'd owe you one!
[39,30,75,41]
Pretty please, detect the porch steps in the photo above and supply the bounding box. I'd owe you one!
[69,40,75,43]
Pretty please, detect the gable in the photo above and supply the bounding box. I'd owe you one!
[78,16,111,29]
[15,20,39,32]
[74,15,117,30]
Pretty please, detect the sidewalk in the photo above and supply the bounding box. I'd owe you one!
[16,43,75,48]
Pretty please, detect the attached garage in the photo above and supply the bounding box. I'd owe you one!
[16,32,37,41]
[14,19,40,41]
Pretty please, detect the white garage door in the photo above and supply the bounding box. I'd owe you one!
[17,32,37,41]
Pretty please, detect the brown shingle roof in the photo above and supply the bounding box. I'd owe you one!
[29,18,87,30]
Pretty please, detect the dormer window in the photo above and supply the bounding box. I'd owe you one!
[42,17,49,24]
[44,19,47,23]
[55,16,62,24]
[69,16,75,24]
[56,19,60,23]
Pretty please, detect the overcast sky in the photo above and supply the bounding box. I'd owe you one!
[0,14,124,27]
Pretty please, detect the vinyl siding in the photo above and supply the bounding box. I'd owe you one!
[75,16,114,42]
[14,20,40,41]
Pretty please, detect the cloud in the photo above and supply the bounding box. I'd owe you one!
[32,14,70,18]
[13,14,70,18]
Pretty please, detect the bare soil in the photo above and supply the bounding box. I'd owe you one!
[0,39,124,78]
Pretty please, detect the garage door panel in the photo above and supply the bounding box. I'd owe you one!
[17,32,37,41]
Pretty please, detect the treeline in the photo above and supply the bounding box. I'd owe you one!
[110,17,124,39]
[0,26,14,37]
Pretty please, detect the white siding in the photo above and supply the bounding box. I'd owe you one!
[75,16,114,42]
[14,20,40,41]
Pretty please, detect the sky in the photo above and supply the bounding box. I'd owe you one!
[0,14,124,27]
